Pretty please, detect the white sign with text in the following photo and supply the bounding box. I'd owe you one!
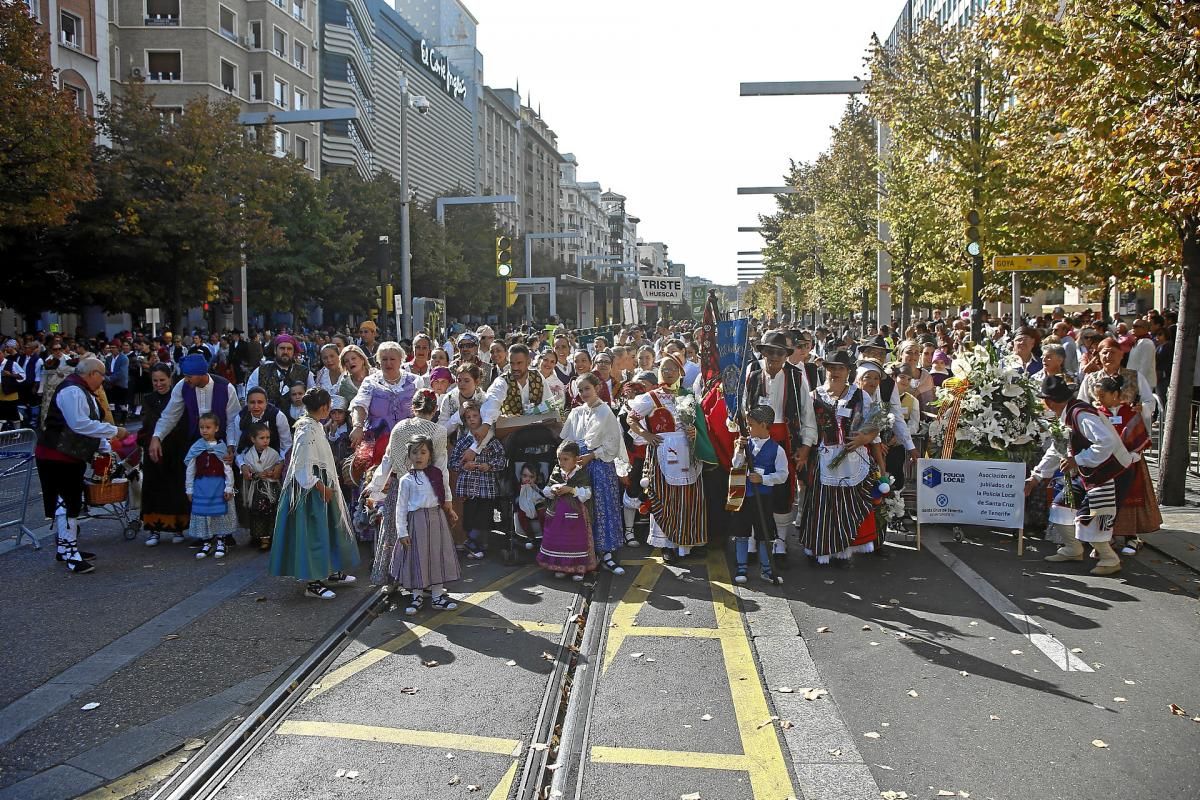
[916,458,1026,529]
[638,277,684,303]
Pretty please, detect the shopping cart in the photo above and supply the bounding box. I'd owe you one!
[85,435,142,540]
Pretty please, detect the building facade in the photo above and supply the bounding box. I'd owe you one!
[477,85,521,232]
[26,0,111,133]
[559,154,609,272]
[637,241,669,276]
[520,103,564,260]
[108,0,321,174]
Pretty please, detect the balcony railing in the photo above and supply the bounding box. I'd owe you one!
[144,14,179,26]
[219,28,237,43]
[147,71,181,82]
[60,32,81,50]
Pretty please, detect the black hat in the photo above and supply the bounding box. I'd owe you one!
[755,330,790,353]
[823,350,855,369]
[859,335,889,351]
[1037,374,1074,402]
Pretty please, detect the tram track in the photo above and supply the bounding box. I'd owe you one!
[148,567,610,800]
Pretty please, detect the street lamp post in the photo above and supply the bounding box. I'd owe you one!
[524,231,581,322]
[398,73,430,340]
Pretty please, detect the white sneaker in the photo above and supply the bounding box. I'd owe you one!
[572,574,585,582]
[145,533,160,547]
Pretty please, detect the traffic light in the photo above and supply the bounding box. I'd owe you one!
[965,210,981,257]
[206,278,220,302]
[505,279,518,307]
[495,236,513,277]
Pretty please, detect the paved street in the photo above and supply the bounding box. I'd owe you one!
[2,473,1197,800]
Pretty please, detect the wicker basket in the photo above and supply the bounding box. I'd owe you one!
[86,477,129,505]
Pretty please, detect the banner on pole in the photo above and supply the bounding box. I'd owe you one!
[638,277,684,304]
[916,458,1025,529]
[717,318,749,421]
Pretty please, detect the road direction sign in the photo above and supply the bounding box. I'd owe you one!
[992,253,1087,272]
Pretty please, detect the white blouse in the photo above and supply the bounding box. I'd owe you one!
[393,471,442,540]
[560,401,628,466]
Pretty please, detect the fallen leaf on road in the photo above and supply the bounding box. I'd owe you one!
[182,738,205,751]
[255,597,266,603]
[863,731,881,739]
[506,629,514,635]
[80,703,99,711]
[937,792,956,797]
[888,598,900,604]
[1170,704,1187,716]
[1092,740,1108,748]
[422,660,439,668]
[824,580,835,584]
[506,660,517,666]
[803,688,828,701]
[907,690,919,698]
[939,648,950,655]
[1010,650,1024,655]
[988,636,996,641]
[756,716,780,729]
[816,626,831,633]
[467,784,481,792]
[630,652,644,659]
[345,771,358,779]
[336,769,346,778]
[448,775,461,785]
[862,625,872,631]
[701,714,713,721]
[875,764,894,770]
[989,715,1001,721]
[781,720,794,729]
[681,793,701,800]
[959,671,969,677]
[870,642,880,646]
[540,651,555,661]
[1124,679,1136,685]
[545,762,562,771]
[1070,648,1083,653]
[400,687,420,695]
[827,748,842,756]
[880,792,908,800]
[777,686,795,693]
[646,658,656,663]
[531,743,548,751]
[163,634,180,640]
[1114,697,1127,702]
[968,621,979,626]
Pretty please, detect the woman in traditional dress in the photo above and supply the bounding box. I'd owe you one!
[1093,373,1161,553]
[1077,336,1155,418]
[269,388,360,600]
[626,357,707,563]
[535,351,567,402]
[315,343,343,395]
[801,351,881,565]
[897,340,936,414]
[139,363,191,546]
[335,344,373,409]
[366,390,449,585]
[405,334,434,383]
[348,342,418,481]
[560,372,629,573]
[438,363,486,441]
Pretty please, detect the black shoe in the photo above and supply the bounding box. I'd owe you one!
[57,550,96,561]
[65,558,95,574]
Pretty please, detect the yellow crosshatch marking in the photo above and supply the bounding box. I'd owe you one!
[593,550,796,798]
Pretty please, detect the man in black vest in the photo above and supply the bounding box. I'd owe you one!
[245,333,312,409]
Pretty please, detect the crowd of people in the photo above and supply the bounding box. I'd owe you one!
[14,300,1183,591]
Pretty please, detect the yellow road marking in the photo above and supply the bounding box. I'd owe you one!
[448,617,563,634]
[277,720,522,756]
[708,549,796,799]
[487,759,519,800]
[602,559,665,671]
[76,752,181,800]
[306,566,538,700]
[590,746,749,771]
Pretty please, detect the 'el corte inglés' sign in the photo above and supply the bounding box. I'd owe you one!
[916,458,1025,529]
[417,40,467,100]
[638,277,684,303]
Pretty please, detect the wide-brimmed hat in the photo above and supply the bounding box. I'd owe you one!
[856,358,884,375]
[823,351,855,369]
[755,330,790,353]
[1037,374,1074,402]
[859,335,889,351]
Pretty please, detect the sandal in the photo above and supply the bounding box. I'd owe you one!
[327,572,357,584]
[623,528,641,548]
[431,594,458,611]
[305,581,336,600]
[600,555,626,576]
[405,593,427,616]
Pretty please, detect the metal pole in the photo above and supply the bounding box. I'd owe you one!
[1011,273,1021,325]
[399,87,413,340]
[775,278,783,321]
[524,233,533,323]
[876,119,892,330]
[239,199,249,333]
[970,62,984,343]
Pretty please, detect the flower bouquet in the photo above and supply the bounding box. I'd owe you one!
[927,341,1048,462]
[828,405,894,469]
[676,393,698,429]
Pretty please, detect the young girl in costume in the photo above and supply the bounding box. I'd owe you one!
[448,401,507,559]
[516,462,547,542]
[237,422,283,551]
[270,388,360,599]
[185,412,238,560]
[390,435,460,615]
[286,381,307,421]
[536,441,597,580]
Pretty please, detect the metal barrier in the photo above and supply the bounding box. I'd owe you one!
[0,429,40,549]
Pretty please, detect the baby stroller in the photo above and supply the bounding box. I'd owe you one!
[497,424,560,565]
[85,434,142,540]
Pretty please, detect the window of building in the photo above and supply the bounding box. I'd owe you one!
[220,59,237,94]
[291,0,305,23]
[273,129,289,157]
[272,76,288,108]
[272,26,287,58]
[247,20,262,49]
[295,136,309,166]
[292,40,306,71]
[293,87,307,110]
[23,0,37,19]
[218,5,236,41]
[146,51,181,81]
[60,11,82,49]
[145,0,180,25]
[65,84,86,113]
[156,106,184,126]
[249,71,263,101]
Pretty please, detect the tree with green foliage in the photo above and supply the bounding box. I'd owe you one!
[987,0,1200,503]
[0,1,95,234]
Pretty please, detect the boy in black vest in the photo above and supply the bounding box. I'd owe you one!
[730,406,789,586]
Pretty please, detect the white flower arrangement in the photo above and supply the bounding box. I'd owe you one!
[883,491,907,522]
[930,341,1048,462]
[676,393,698,429]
